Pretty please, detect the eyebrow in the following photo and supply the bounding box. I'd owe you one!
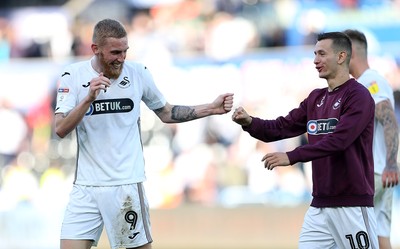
[110,47,129,53]
[314,49,325,54]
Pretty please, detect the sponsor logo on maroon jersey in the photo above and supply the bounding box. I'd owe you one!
[307,118,338,135]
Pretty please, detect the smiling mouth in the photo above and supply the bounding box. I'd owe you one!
[112,63,122,69]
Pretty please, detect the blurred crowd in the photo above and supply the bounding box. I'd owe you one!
[1,0,400,247]
[0,0,399,60]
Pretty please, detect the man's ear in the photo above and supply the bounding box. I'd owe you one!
[91,44,99,55]
[338,51,347,65]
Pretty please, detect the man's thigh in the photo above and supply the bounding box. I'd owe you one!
[61,239,93,249]
[299,206,378,249]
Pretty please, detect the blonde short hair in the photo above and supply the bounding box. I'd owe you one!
[92,19,127,46]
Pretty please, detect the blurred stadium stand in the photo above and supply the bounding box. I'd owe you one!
[0,0,400,248]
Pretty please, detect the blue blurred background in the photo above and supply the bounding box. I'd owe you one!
[0,0,400,248]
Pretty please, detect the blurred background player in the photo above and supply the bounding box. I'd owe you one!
[344,29,400,249]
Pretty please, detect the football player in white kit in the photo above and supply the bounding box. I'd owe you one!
[54,19,234,249]
[344,29,399,249]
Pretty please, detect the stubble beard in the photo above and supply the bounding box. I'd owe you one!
[99,52,123,79]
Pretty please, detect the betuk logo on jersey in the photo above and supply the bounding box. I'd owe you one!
[307,118,338,135]
[85,98,134,115]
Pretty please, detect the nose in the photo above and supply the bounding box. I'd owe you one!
[313,55,319,65]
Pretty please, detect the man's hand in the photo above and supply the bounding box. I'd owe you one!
[262,152,291,170]
[212,93,234,114]
[382,164,400,188]
[88,72,111,101]
[232,106,252,126]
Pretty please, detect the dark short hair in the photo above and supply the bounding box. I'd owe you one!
[317,32,352,64]
[342,29,368,51]
[92,19,127,46]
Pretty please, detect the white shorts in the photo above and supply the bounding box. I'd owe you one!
[374,173,394,237]
[60,183,152,249]
[299,206,378,249]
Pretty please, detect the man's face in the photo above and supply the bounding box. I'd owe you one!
[313,39,338,80]
[96,37,129,79]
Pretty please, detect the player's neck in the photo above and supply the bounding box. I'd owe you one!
[328,74,351,92]
[352,63,370,79]
[91,57,102,75]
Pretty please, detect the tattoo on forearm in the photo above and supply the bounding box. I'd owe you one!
[154,108,163,115]
[171,105,197,121]
[375,100,399,166]
[387,130,399,166]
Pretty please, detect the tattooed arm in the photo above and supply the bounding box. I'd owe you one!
[375,99,400,188]
[153,93,234,123]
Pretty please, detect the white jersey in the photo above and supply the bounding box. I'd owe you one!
[358,69,395,174]
[55,58,166,186]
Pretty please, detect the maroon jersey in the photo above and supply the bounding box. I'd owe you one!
[243,79,375,207]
